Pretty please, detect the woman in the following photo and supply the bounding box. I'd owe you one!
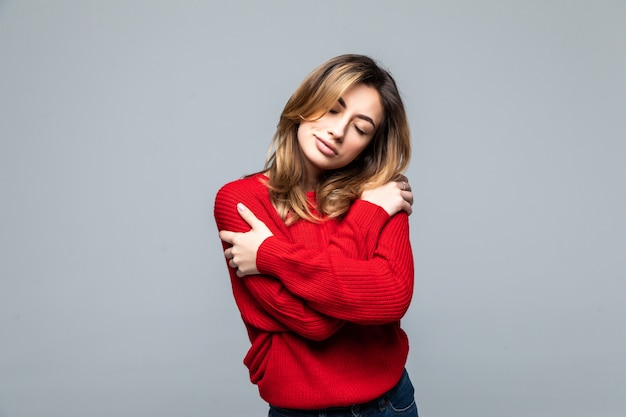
[214,54,418,416]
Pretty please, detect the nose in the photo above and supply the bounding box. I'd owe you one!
[327,119,347,141]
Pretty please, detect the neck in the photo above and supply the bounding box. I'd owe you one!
[301,171,322,192]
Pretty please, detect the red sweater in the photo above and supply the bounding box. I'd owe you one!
[214,174,414,409]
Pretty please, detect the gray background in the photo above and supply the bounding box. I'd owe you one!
[1,1,624,416]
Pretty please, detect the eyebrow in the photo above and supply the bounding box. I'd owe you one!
[337,97,377,129]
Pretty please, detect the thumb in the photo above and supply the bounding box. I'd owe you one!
[236,203,261,229]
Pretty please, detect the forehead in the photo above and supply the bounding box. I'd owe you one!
[341,84,383,124]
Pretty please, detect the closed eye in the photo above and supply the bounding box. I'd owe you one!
[353,124,366,135]
[328,105,341,115]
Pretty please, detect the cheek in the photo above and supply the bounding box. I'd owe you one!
[343,143,370,164]
[351,137,373,157]
[296,125,306,147]
[296,122,312,142]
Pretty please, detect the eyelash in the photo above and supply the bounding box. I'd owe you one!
[353,124,366,135]
[327,109,367,135]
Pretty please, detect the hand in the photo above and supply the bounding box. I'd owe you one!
[219,203,274,277]
[360,176,414,216]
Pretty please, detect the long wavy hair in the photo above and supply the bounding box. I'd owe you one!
[264,54,411,223]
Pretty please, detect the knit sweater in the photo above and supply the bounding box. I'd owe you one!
[213,173,414,409]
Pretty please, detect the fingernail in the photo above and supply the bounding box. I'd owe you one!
[237,203,246,212]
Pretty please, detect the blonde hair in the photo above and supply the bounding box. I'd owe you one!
[264,54,411,223]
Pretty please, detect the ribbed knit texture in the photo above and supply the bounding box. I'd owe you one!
[214,174,414,409]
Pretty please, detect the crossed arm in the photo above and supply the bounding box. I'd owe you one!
[220,180,413,277]
[216,178,414,338]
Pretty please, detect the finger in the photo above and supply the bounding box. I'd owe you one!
[236,203,262,229]
[219,230,236,244]
[224,248,233,259]
[229,259,237,268]
[403,199,413,216]
[394,174,411,189]
[402,190,414,205]
[396,180,411,192]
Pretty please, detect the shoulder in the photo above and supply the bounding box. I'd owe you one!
[216,173,268,200]
[214,173,270,215]
[214,173,283,231]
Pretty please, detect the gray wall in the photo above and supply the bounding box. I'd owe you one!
[1,1,624,416]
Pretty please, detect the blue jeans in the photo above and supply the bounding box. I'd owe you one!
[268,369,418,417]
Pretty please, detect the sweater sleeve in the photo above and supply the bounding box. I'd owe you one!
[256,206,414,325]
[214,179,344,341]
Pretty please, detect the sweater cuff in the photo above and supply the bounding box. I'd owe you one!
[342,199,390,246]
[257,236,293,277]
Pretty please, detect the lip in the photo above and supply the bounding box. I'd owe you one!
[315,135,338,156]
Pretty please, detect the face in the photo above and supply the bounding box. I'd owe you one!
[297,83,383,181]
